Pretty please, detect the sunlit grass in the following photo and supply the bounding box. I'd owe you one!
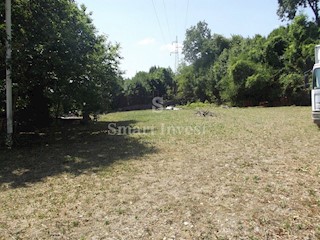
[1,106,320,239]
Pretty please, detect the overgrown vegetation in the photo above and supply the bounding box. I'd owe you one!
[123,11,319,108]
[119,66,176,108]
[176,15,317,106]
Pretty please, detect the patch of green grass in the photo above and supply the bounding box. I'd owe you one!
[308,189,316,197]
[253,175,261,183]
[116,208,126,215]
[71,221,80,228]
[184,101,215,109]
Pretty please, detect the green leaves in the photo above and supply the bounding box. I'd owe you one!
[0,0,122,127]
[277,0,320,26]
[123,67,176,106]
[176,16,318,107]
[265,36,288,68]
[183,21,212,64]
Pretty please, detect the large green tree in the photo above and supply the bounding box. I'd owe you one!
[0,0,121,128]
[277,0,320,26]
[177,15,318,106]
[182,21,212,65]
[123,67,176,106]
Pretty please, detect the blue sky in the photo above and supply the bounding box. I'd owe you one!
[75,0,292,78]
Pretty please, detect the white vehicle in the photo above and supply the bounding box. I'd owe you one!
[312,45,320,127]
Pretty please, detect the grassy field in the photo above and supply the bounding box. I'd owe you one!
[1,106,320,239]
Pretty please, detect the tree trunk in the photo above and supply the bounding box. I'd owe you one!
[82,112,90,125]
[307,0,320,26]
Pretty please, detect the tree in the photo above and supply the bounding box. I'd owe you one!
[284,15,318,72]
[183,21,212,64]
[123,67,176,106]
[0,0,122,128]
[265,35,288,68]
[277,0,320,26]
[124,71,150,105]
[176,64,197,103]
[148,67,176,99]
[279,73,309,105]
[227,60,256,104]
[209,49,230,103]
[175,14,319,106]
[180,22,232,104]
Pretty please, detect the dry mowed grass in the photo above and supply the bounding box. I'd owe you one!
[1,106,320,239]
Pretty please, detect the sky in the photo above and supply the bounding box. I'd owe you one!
[74,0,293,78]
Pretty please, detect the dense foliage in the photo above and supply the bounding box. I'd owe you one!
[120,66,176,108]
[277,0,320,26]
[0,0,122,129]
[176,14,318,106]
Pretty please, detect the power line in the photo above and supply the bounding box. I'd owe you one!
[151,0,185,71]
[184,0,190,32]
[162,0,172,41]
[174,0,177,37]
[151,0,167,44]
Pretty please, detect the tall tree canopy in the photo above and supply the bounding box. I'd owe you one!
[123,67,176,106]
[0,0,122,128]
[277,0,320,26]
[176,17,318,106]
[182,21,212,64]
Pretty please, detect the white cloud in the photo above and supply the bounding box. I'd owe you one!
[138,37,156,46]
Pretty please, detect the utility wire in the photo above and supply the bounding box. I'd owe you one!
[184,0,190,33]
[151,0,167,44]
[162,0,172,41]
[174,0,177,37]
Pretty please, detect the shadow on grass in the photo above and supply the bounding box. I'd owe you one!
[0,120,156,188]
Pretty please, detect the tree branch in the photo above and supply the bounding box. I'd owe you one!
[307,0,320,25]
